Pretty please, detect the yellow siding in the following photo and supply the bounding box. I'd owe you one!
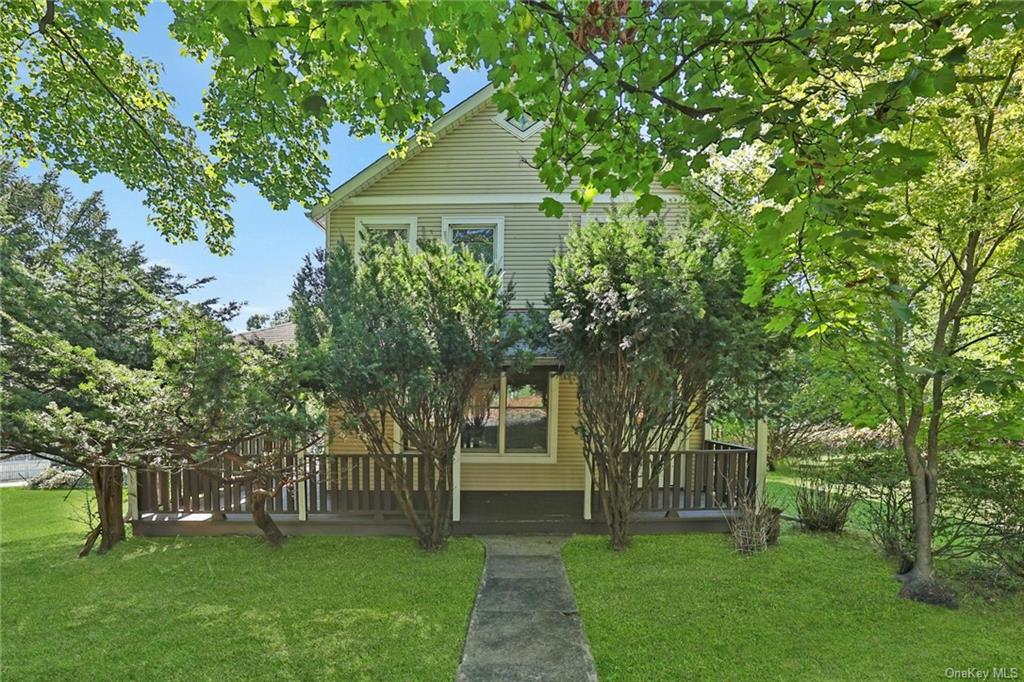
[358,100,554,196]
[326,98,687,309]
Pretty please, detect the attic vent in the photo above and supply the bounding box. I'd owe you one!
[493,111,544,140]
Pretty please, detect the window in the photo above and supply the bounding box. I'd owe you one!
[492,111,545,140]
[460,368,559,463]
[354,216,417,258]
[442,216,504,271]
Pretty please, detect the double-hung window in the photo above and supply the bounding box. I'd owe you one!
[354,216,417,259]
[461,367,559,463]
[442,216,504,272]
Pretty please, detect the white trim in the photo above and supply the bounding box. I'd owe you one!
[453,437,462,522]
[309,84,496,220]
[126,467,138,521]
[353,215,417,259]
[583,461,592,521]
[498,371,508,455]
[442,215,505,272]
[346,192,680,206]
[492,112,546,140]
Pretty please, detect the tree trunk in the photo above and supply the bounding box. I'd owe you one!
[250,485,284,548]
[83,465,125,556]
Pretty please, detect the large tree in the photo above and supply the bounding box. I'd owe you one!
[6,2,1019,251]
[153,308,323,547]
[292,240,516,550]
[774,39,1024,600]
[0,165,230,554]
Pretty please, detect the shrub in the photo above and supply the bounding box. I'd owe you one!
[793,461,856,533]
[727,492,781,554]
[27,466,88,490]
[842,448,1024,576]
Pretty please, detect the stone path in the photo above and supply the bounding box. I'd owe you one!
[456,536,598,682]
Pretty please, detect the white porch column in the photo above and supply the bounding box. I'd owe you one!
[125,467,139,521]
[452,438,462,523]
[754,419,768,507]
[297,454,308,522]
[583,462,592,521]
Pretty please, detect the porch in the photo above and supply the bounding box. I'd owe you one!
[131,430,767,538]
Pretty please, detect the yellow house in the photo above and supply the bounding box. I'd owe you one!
[133,85,765,537]
[302,84,762,533]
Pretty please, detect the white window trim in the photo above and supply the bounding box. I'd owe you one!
[492,112,546,140]
[353,215,417,259]
[462,370,559,465]
[441,215,505,273]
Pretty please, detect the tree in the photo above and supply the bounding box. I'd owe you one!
[0,165,231,554]
[153,308,323,547]
[9,2,1019,254]
[1,310,175,555]
[548,208,763,549]
[245,307,292,331]
[2,1,234,252]
[777,40,1024,601]
[292,240,516,550]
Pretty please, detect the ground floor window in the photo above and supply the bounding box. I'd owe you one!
[461,367,558,462]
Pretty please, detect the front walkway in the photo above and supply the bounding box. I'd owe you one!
[457,536,598,682]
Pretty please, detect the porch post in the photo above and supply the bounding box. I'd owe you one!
[452,437,462,523]
[583,462,592,521]
[125,467,139,521]
[754,419,768,507]
[297,453,308,522]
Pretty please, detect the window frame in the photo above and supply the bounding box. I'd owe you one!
[461,369,559,465]
[442,215,505,273]
[492,112,546,140]
[353,215,418,260]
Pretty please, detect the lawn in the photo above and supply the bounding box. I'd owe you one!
[0,489,483,681]
[564,532,1024,681]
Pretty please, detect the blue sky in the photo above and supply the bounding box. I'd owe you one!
[25,2,487,330]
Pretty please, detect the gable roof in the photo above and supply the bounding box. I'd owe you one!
[308,84,496,226]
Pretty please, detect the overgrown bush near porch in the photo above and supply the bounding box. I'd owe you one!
[0,489,483,680]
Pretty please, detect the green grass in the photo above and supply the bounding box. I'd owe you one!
[564,532,1024,681]
[1,489,483,681]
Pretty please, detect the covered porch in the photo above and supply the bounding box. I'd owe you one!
[131,427,767,538]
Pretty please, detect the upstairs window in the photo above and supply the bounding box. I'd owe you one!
[443,216,504,271]
[354,216,417,259]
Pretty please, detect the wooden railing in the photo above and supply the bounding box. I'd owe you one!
[592,441,757,516]
[137,453,431,518]
[304,454,430,516]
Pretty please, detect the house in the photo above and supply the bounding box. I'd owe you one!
[132,85,765,537]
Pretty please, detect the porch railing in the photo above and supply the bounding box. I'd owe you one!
[137,452,432,518]
[591,440,758,517]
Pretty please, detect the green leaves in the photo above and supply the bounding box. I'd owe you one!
[539,196,564,218]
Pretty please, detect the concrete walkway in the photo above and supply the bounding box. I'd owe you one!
[457,536,598,682]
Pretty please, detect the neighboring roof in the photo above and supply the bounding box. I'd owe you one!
[308,84,497,225]
[234,322,296,346]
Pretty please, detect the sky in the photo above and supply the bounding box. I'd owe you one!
[24,2,487,330]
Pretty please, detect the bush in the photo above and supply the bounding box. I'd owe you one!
[842,448,1024,576]
[794,465,856,533]
[27,466,88,490]
[727,493,781,554]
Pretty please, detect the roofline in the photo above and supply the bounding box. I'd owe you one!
[308,83,496,223]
